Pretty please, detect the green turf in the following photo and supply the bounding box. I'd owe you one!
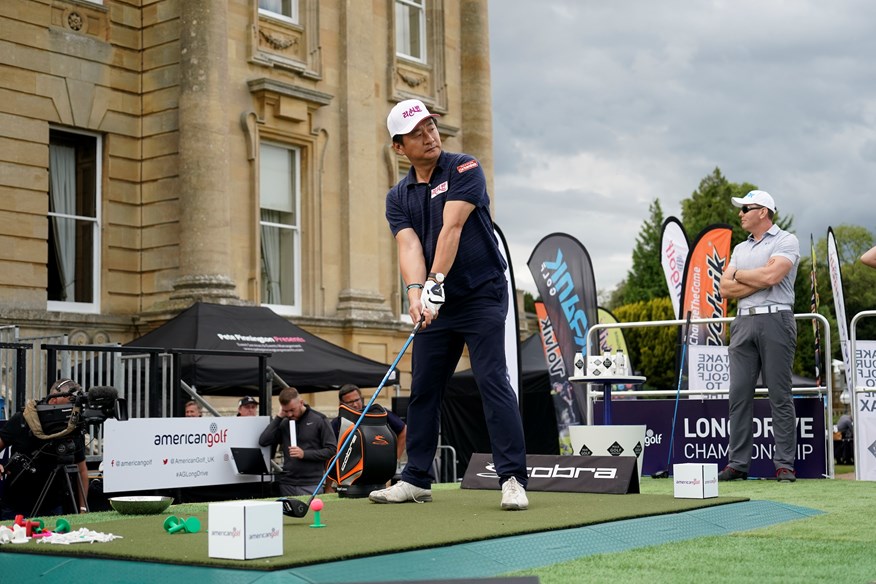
[508,476,876,584]
[0,485,744,571]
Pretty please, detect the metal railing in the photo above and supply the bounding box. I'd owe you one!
[850,309,876,481]
[584,312,835,478]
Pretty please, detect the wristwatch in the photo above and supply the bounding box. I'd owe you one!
[427,272,445,284]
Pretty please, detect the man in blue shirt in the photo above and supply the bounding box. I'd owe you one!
[719,190,800,482]
[370,99,528,510]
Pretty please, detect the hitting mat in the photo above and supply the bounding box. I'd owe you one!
[0,500,821,583]
[0,488,747,572]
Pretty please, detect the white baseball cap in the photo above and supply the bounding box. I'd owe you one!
[731,190,776,213]
[387,99,439,139]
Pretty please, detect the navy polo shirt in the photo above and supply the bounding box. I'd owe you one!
[385,151,506,303]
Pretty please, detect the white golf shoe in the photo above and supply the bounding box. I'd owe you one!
[368,480,432,504]
[501,477,528,511]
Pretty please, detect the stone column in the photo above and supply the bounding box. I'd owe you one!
[335,0,393,322]
[460,0,495,199]
[170,0,240,306]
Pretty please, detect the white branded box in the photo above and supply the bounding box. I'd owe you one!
[208,500,283,560]
[568,425,646,481]
[673,463,718,499]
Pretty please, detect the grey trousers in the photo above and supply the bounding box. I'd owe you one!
[727,311,797,472]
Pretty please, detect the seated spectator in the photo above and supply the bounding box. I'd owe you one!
[331,384,406,460]
[258,387,336,496]
[184,400,202,417]
[237,396,259,417]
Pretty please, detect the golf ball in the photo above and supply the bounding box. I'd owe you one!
[310,498,324,511]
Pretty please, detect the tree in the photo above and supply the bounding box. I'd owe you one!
[681,167,793,250]
[614,297,676,389]
[621,199,667,305]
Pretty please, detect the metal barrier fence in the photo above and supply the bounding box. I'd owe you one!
[1,342,272,459]
[585,312,835,478]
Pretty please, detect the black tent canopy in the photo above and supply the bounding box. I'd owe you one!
[125,303,395,395]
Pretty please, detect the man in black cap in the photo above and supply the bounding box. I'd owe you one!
[237,396,259,417]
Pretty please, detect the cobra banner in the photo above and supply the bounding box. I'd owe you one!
[461,453,639,494]
[660,217,690,319]
[679,224,732,347]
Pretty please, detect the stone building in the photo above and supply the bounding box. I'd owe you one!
[0,0,498,401]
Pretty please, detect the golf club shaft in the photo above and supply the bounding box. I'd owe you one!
[665,311,693,471]
[305,317,423,506]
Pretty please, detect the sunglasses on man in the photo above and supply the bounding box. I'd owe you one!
[740,205,764,214]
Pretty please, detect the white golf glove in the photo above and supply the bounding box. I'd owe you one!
[421,280,445,316]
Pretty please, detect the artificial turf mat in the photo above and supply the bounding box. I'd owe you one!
[0,487,747,571]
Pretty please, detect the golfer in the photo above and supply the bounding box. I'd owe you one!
[369,99,528,510]
[718,190,800,482]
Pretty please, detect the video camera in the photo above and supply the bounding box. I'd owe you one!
[35,385,128,436]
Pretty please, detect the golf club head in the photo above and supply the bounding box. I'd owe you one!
[651,469,670,479]
[279,497,309,518]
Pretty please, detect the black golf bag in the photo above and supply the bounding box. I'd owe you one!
[329,403,397,498]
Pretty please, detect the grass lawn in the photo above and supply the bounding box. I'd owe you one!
[511,473,874,584]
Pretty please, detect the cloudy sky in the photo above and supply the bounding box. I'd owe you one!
[488,0,876,297]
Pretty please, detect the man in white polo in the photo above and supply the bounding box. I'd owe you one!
[718,190,800,482]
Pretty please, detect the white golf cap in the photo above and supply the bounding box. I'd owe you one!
[387,99,439,139]
[731,190,776,212]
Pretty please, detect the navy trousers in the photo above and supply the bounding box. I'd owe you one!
[401,277,528,489]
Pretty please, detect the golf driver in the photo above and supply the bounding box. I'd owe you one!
[652,310,692,479]
[280,317,423,518]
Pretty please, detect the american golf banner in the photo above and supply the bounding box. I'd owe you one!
[660,216,690,319]
[103,416,270,492]
[679,224,732,347]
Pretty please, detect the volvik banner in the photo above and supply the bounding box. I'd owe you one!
[535,301,584,455]
[679,224,732,347]
[461,453,639,494]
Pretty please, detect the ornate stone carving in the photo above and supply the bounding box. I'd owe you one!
[259,28,298,51]
[67,11,83,31]
[397,70,426,88]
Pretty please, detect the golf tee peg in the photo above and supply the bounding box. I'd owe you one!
[163,515,184,533]
[24,518,43,537]
[55,518,72,534]
[183,516,202,534]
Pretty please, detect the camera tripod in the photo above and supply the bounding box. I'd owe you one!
[30,459,88,517]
